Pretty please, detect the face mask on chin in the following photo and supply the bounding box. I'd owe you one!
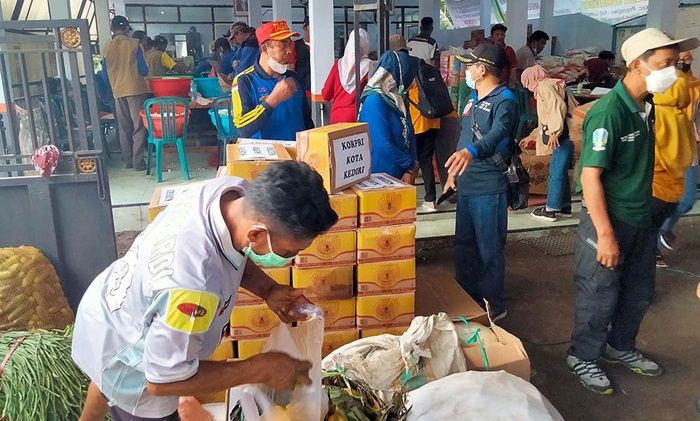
[267,55,288,74]
[641,61,678,94]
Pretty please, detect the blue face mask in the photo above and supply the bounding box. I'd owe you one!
[242,225,295,268]
[465,65,482,90]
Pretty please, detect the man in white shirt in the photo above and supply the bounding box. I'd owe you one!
[407,17,438,64]
[515,30,549,78]
[73,161,338,420]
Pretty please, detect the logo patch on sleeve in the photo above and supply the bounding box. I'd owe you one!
[592,128,608,152]
[165,289,219,334]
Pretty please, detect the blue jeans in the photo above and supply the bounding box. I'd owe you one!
[454,191,508,313]
[661,165,698,233]
[546,136,574,212]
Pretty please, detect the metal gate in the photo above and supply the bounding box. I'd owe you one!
[0,19,116,310]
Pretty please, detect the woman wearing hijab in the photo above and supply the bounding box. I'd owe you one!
[358,49,418,182]
[521,65,574,222]
[322,29,371,123]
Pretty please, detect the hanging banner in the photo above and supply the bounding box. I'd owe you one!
[445,0,649,28]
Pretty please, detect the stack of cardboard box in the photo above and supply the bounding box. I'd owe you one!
[352,174,417,339]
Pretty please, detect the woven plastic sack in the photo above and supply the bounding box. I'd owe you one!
[0,246,74,331]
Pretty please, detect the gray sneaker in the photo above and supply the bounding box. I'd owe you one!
[567,354,613,395]
[603,344,663,376]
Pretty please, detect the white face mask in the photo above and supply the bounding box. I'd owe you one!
[641,62,677,94]
[267,55,288,74]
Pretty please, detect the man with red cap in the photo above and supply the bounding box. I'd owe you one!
[232,20,314,140]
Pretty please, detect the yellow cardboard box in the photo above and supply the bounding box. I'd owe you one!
[236,266,291,305]
[297,122,372,194]
[356,292,415,329]
[316,298,356,330]
[147,182,201,222]
[238,137,297,159]
[360,325,410,338]
[295,230,356,268]
[357,224,416,264]
[328,190,358,232]
[226,143,292,181]
[236,337,267,359]
[193,339,235,403]
[292,265,354,300]
[351,173,417,227]
[323,329,360,357]
[230,303,280,340]
[357,260,416,296]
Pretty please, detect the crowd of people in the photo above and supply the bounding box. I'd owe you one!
[97,12,700,406]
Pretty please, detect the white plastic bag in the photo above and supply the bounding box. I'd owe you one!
[321,313,466,399]
[406,371,564,421]
[230,305,327,421]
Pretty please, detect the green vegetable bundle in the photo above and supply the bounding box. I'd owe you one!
[323,370,409,421]
[0,326,89,421]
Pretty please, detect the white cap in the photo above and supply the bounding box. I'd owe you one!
[621,28,699,64]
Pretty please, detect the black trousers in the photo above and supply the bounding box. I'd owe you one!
[650,196,678,235]
[416,129,441,202]
[569,210,657,361]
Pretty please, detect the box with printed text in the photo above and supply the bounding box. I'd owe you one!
[351,173,417,227]
[328,190,358,232]
[295,230,357,268]
[226,143,292,181]
[357,224,416,264]
[357,259,416,296]
[235,266,291,306]
[356,292,415,329]
[292,265,354,300]
[323,329,360,357]
[316,298,356,330]
[238,137,298,160]
[297,122,372,194]
[229,303,280,340]
[148,182,202,222]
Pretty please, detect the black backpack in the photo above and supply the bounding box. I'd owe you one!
[408,59,454,119]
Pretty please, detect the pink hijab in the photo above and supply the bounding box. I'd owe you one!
[521,65,565,92]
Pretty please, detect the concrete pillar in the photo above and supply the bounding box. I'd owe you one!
[505,0,527,49]
[95,0,111,54]
[272,0,292,25]
[308,0,334,126]
[539,0,554,37]
[248,0,263,27]
[47,0,71,19]
[480,0,492,32]
[646,0,678,34]
[112,0,126,17]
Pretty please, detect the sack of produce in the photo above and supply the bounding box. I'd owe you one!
[0,246,74,331]
[0,326,89,421]
[321,313,466,400]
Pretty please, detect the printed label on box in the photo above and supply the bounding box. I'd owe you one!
[158,184,197,206]
[354,173,404,190]
[332,132,371,187]
[237,144,279,160]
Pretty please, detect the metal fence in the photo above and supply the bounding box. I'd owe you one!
[0,19,116,309]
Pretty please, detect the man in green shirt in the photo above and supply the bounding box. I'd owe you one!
[567,29,697,395]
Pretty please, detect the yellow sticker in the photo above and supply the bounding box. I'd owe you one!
[165,289,219,334]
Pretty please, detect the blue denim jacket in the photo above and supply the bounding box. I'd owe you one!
[457,84,517,196]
